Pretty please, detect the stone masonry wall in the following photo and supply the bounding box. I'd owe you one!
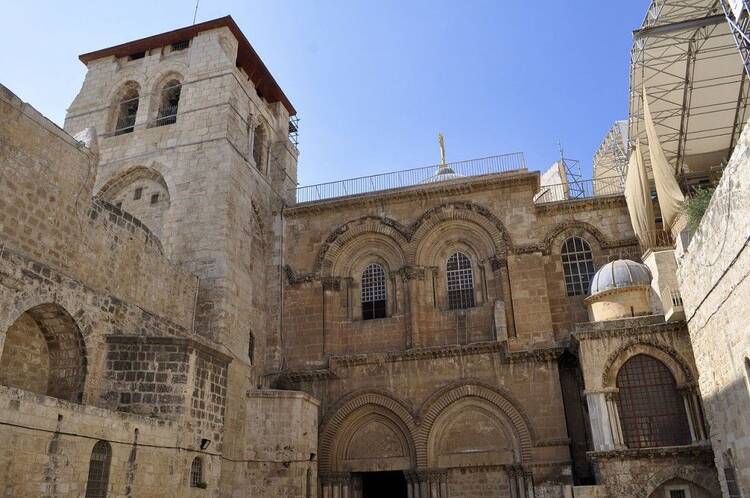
[677,118,750,495]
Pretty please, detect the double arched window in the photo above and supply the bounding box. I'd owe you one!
[561,237,595,296]
[114,82,140,135]
[85,441,112,498]
[155,79,181,126]
[616,354,691,449]
[447,252,475,310]
[361,263,387,320]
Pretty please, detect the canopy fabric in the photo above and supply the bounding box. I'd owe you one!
[643,87,686,230]
[625,142,657,246]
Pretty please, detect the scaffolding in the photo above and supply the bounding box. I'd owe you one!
[629,0,750,185]
[721,0,750,77]
[593,121,629,195]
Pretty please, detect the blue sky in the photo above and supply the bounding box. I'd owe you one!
[0,1,646,186]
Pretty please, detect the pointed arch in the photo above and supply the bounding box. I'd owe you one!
[601,339,695,389]
[641,465,721,497]
[542,220,618,256]
[416,382,534,467]
[319,390,418,473]
[314,216,409,276]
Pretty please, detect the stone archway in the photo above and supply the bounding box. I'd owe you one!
[0,303,87,402]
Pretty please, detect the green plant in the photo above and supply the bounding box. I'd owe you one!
[683,187,715,232]
[196,481,208,489]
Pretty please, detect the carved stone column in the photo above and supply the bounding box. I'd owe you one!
[320,472,350,498]
[506,465,534,498]
[680,385,707,442]
[400,266,426,349]
[405,469,449,498]
[604,390,625,448]
[583,389,623,450]
[490,256,515,338]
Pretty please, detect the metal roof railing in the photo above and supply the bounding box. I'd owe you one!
[295,152,527,204]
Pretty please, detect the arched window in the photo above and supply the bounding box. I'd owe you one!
[85,441,112,498]
[252,124,267,171]
[190,456,204,487]
[561,236,596,296]
[155,79,181,126]
[361,263,387,320]
[616,354,691,448]
[447,252,475,310]
[114,82,139,135]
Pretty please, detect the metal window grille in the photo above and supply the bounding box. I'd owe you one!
[561,237,596,296]
[155,81,181,127]
[725,465,743,498]
[669,490,687,498]
[85,441,112,498]
[171,40,190,51]
[114,93,139,135]
[190,457,203,487]
[447,252,475,310]
[616,354,691,449]
[361,263,387,320]
[150,193,160,205]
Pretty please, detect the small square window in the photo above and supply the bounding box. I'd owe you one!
[171,40,190,51]
[115,201,122,209]
[128,51,145,61]
[150,193,160,205]
[133,187,143,200]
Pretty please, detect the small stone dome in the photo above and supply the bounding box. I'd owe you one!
[422,165,463,183]
[589,259,652,296]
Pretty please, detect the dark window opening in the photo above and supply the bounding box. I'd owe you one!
[114,85,139,135]
[252,124,267,171]
[127,51,145,61]
[616,354,691,449]
[115,201,122,209]
[190,457,203,487]
[248,332,255,365]
[133,187,142,200]
[171,40,190,51]
[85,441,112,498]
[561,237,595,296]
[447,251,475,310]
[156,80,181,127]
[361,263,387,320]
[150,193,160,205]
[725,461,742,498]
[360,471,407,498]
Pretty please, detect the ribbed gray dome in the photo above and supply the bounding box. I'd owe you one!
[589,259,652,296]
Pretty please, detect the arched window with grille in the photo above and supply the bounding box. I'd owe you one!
[85,441,112,498]
[561,236,596,296]
[155,79,181,126]
[114,82,139,135]
[361,263,387,320]
[616,354,691,449]
[447,252,475,310]
[190,456,204,488]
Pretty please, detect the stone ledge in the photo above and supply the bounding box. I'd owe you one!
[573,314,686,340]
[246,388,321,407]
[588,442,713,461]
[106,335,232,364]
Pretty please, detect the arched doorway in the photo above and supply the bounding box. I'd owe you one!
[0,303,87,402]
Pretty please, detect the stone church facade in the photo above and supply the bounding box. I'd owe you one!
[0,14,732,498]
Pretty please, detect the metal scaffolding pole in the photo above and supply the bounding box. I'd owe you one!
[720,0,750,78]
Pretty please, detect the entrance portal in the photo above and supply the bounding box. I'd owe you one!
[360,471,408,498]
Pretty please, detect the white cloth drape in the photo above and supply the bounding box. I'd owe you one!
[642,87,686,230]
[625,142,656,246]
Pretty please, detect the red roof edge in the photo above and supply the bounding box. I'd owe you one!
[78,15,296,116]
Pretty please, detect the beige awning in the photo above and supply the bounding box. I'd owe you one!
[625,142,657,246]
[643,87,686,230]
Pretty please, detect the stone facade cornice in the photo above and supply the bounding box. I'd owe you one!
[286,171,538,216]
[573,315,687,342]
[588,442,713,461]
[534,194,628,215]
[504,345,566,364]
[284,369,338,383]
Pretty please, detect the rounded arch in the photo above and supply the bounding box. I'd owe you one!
[602,340,695,389]
[95,164,171,240]
[319,390,418,473]
[641,466,721,497]
[0,301,88,403]
[542,220,612,256]
[408,202,511,263]
[416,383,535,466]
[314,216,409,276]
[414,218,497,269]
[251,120,270,172]
[149,70,184,125]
